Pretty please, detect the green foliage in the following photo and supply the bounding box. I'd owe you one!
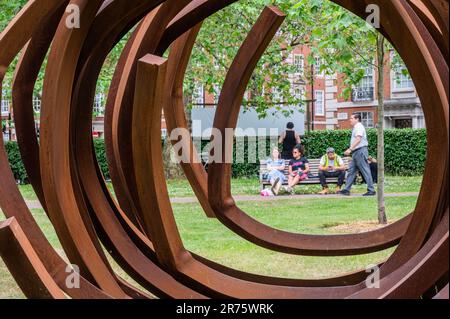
[0,1,412,116]
[302,129,427,176]
[184,0,352,116]
[4,139,111,183]
[93,139,110,180]
[5,129,425,183]
[4,141,27,183]
[301,129,352,158]
[222,129,427,178]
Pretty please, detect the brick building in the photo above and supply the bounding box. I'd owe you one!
[192,44,424,132]
[2,45,422,142]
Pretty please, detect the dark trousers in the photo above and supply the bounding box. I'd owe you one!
[361,163,378,184]
[319,170,346,188]
[344,147,375,193]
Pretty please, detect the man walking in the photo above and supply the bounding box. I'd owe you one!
[339,113,376,196]
[318,147,347,195]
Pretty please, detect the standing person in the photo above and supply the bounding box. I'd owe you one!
[318,147,347,195]
[284,144,309,195]
[279,122,301,160]
[265,148,286,196]
[339,113,376,196]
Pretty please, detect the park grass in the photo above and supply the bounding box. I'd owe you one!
[0,193,416,299]
[18,175,422,201]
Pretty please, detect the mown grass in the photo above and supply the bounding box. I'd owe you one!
[18,175,422,201]
[0,192,416,298]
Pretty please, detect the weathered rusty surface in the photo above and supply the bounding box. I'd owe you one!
[0,0,447,299]
[0,218,66,299]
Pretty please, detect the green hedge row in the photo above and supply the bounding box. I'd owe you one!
[4,128,426,183]
[4,139,110,183]
[225,128,427,177]
[301,128,427,176]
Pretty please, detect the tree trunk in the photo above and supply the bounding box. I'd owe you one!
[184,95,192,132]
[376,34,387,224]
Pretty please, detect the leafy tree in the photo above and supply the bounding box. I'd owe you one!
[294,0,408,224]
[185,0,322,117]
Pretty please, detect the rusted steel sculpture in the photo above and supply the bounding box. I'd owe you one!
[0,0,448,299]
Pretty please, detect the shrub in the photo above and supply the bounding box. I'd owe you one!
[4,141,28,183]
[4,128,426,183]
[302,128,427,176]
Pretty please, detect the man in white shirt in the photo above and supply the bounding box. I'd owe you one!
[339,113,376,196]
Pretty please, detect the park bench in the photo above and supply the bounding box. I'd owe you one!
[259,157,350,190]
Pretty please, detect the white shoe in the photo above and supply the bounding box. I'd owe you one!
[285,186,295,195]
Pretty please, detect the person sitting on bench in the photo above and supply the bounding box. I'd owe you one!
[318,147,347,195]
[284,144,310,195]
[266,148,285,196]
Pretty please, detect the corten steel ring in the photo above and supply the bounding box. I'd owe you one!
[0,0,448,299]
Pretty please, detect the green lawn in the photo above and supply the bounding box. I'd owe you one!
[1,188,417,298]
[18,175,422,201]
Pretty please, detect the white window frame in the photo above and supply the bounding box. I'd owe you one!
[193,84,205,107]
[352,67,375,102]
[358,67,374,90]
[292,85,306,106]
[213,85,220,105]
[293,54,304,75]
[32,98,41,113]
[355,111,375,128]
[314,90,325,116]
[1,100,10,114]
[93,93,105,115]
[272,87,283,105]
[314,57,325,77]
[392,65,414,91]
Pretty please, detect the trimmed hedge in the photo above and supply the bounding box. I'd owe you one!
[4,128,426,183]
[4,141,28,183]
[217,128,427,177]
[302,128,427,176]
[4,139,110,184]
[93,138,110,180]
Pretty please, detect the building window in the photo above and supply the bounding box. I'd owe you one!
[1,100,9,114]
[314,90,324,116]
[193,84,205,107]
[33,98,41,113]
[93,93,105,115]
[394,118,412,129]
[354,111,374,128]
[393,66,414,90]
[293,86,305,101]
[293,54,304,75]
[272,87,283,105]
[352,67,374,102]
[292,86,306,108]
[213,85,220,105]
[314,57,324,77]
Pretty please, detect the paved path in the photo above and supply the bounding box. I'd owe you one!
[170,192,419,203]
[24,192,419,208]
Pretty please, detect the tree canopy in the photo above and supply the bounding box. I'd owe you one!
[0,0,409,118]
